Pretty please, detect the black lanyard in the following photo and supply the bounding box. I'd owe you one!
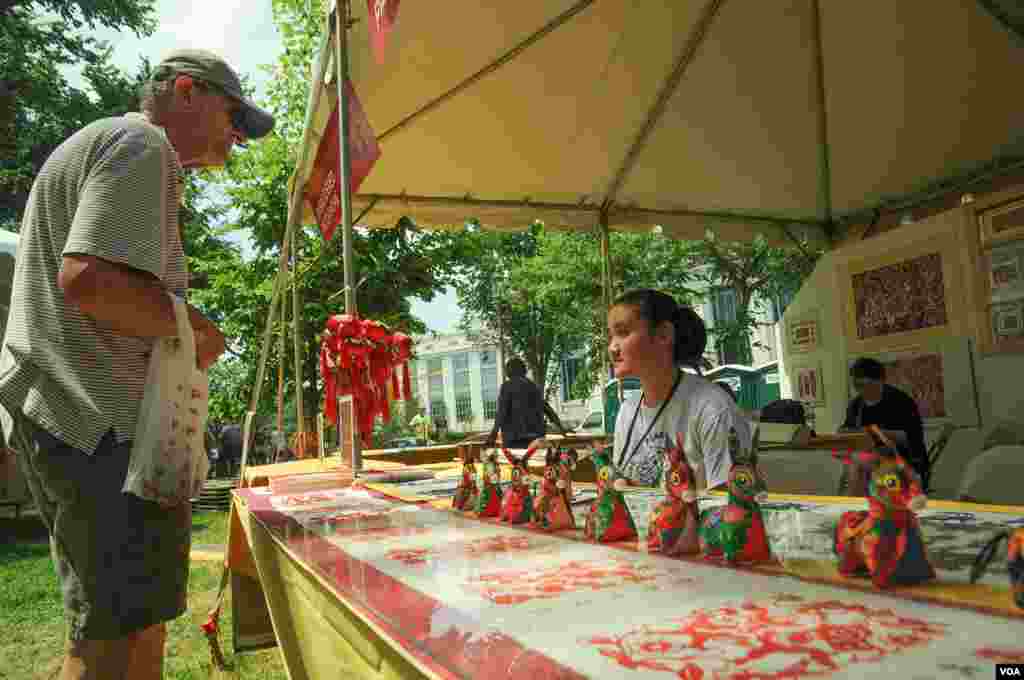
[617,371,683,470]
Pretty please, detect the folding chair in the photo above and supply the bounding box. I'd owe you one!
[926,423,956,491]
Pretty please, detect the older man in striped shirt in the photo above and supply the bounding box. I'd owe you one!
[0,50,273,680]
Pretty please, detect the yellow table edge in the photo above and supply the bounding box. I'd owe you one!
[233,493,445,680]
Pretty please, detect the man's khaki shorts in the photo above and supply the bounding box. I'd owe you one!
[10,414,192,641]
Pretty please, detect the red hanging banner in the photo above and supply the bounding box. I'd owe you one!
[367,0,401,63]
[304,78,381,242]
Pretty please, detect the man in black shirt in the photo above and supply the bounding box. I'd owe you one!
[220,423,243,476]
[841,357,931,490]
[485,358,568,448]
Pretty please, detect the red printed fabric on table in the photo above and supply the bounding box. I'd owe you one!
[237,487,1024,680]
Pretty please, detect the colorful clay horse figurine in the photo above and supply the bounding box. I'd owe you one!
[584,448,638,543]
[474,448,503,517]
[648,433,700,555]
[452,446,479,511]
[530,445,576,531]
[970,528,1024,609]
[832,428,934,587]
[699,427,772,564]
[500,445,538,524]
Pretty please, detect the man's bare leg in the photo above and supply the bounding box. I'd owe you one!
[126,624,167,680]
[58,624,166,680]
[59,638,132,680]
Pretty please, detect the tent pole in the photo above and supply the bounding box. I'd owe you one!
[291,226,306,452]
[239,244,289,478]
[334,0,361,471]
[810,0,833,240]
[276,264,287,438]
[600,211,612,381]
[238,24,333,480]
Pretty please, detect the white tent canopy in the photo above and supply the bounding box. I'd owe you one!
[292,0,1024,249]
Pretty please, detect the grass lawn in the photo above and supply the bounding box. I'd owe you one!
[0,509,288,680]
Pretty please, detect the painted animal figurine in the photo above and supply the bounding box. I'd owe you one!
[500,445,538,523]
[832,446,935,588]
[474,448,503,517]
[558,446,579,502]
[970,528,1024,609]
[452,446,479,511]
[530,446,575,531]
[699,427,772,564]
[647,433,700,555]
[584,448,638,543]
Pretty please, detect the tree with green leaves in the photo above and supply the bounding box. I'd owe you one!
[1,0,156,228]
[685,230,821,365]
[455,225,699,401]
[191,0,479,427]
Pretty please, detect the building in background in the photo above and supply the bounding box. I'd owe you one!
[408,334,503,434]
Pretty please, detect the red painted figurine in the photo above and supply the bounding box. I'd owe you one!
[452,446,479,512]
[500,445,538,524]
[648,433,700,555]
[832,430,935,588]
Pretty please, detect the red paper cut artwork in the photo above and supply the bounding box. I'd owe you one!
[386,547,431,566]
[455,534,535,558]
[274,492,336,508]
[464,559,664,606]
[384,534,539,568]
[975,647,1024,663]
[879,354,946,419]
[852,252,947,340]
[332,525,430,543]
[586,595,946,679]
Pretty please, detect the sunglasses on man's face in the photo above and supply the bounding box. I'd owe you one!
[852,378,880,391]
[193,79,248,147]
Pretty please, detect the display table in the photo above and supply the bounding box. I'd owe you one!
[226,474,1024,680]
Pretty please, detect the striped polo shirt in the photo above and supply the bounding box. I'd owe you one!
[0,113,188,455]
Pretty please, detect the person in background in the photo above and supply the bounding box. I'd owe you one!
[0,49,273,680]
[220,422,243,477]
[841,357,930,490]
[607,289,753,490]
[485,357,568,449]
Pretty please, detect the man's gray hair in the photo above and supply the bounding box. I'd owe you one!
[138,65,209,115]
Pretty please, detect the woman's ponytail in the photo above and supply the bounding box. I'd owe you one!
[673,304,707,370]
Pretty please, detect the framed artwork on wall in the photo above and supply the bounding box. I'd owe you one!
[978,196,1024,249]
[851,252,947,339]
[792,363,824,406]
[964,190,1024,354]
[842,236,963,355]
[788,318,819,354]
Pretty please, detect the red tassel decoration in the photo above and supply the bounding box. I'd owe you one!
[392,371,400,400]
[402,363,411,401]
[380,387,391,423]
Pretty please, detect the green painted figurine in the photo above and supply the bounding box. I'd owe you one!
[584,448,637,543]
[475,448,503,517]
[699,427,772,564]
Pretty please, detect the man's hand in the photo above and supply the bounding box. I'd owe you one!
[190,308,226,371]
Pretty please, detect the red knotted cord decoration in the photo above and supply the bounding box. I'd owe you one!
[319,314,414,448]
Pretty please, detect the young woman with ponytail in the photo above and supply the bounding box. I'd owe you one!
[606,289,753,489]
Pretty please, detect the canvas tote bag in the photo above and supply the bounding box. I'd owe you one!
[123,292,210,506]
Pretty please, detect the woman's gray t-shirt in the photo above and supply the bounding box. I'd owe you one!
[613,372,753,490]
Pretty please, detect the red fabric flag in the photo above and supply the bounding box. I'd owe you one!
[367,0,401,63]
[304,78,381,242]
